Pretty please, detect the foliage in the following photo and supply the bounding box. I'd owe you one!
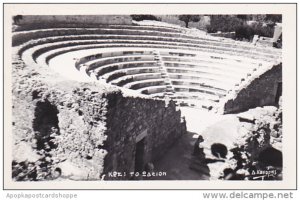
[206,15,244,33]
[178,15,201,28]
[236,15,248,21]
[13,15,23,24]
[235,25,254,40]
[235,23,275,41]
[130,15,161,21]
[265,14,282,23]
[207,15,276,41]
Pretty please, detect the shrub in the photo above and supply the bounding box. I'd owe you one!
[235,23,275,41]
[130,15,161,21]
[251,22,275,37]
[178,15,201,28]
[236,15,248,21]
[13,15,23,24]
[235,25,255,41]
[265,14,282,23]
[207,15,275,41]
[206,15,243,33]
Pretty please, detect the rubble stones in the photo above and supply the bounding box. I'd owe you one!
[224,64,282,114]
[12,54,186,181]
[221,105,283,180]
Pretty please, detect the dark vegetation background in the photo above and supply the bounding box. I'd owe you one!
[13,14,282,42]
[206,14,282,40]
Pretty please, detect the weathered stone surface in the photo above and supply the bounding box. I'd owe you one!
[12,54,186,181]
[219,105,283,180]
[224,64,282,114]
[102,92,186,180]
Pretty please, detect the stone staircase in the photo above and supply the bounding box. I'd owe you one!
[153,50,175,97]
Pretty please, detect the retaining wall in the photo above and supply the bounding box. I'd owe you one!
[103,93,186,180]
[223,63,282,114]
[12,56,186,181]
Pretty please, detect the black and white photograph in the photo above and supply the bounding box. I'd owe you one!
[3,3,297,190]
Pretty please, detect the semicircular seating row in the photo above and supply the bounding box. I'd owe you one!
[14,24,282,109]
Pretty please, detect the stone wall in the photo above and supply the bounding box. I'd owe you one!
[12,55,186,181]
[223,63,282,114]
[12,59,111,180]
[102,93,186,180]
[213,104,283,180]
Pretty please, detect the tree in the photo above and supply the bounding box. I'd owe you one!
[13,15,23,24]
[130,15,160,21]
[265,14,282,23]
[237,15,248,21]
[206,15,243,33]
[178,15,201,28]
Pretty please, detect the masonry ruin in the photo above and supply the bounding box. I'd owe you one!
[11,15,282,181]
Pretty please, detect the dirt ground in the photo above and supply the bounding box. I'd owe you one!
[151,107,240,180]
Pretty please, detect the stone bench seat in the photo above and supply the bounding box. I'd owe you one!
[61,38,280,61]
[91,60,158,76]
[86,57,156,71]
[14,27,202,46]
[28,39,214,60]
[18,34,176,56]
[23,44,260,97]
[106,24,184,33]
[75,50,154,68]
[173,85,225,97]
[162,55,259,69]
[15,24,282,111]
[32,44,212,67]
[166,66,243,79]
[10,27,217,47]
[168,73,237,85]
[16,28,235,55]
[22,37,279,65]
[80,54,155,70]
[15,28,281,58]
[109,73,163,86]
[172,84,226,97]
[103,69,161,83]
[137,85,167,95]
[160,51,273,67]
[170,78,233,91]
[166,67,252,85]
[159,51,196,57]
[14,24,184,33]
[21,37,280,71]
[174,92,220,102]
[149,92,218,109]
[28,42,208,65]
[158,42,280,58]
[173,98,217,109]
[109,72,161,85]
[123,79,166,90]
[147,85,226,98]
[25,40,209,64]
[171,95,218,106]
[17,34,219,55]
[151,91,219,102]
[164,61,252,75]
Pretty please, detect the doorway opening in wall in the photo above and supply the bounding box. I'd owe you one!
[134,138,145,173]
[275,82,282,105]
